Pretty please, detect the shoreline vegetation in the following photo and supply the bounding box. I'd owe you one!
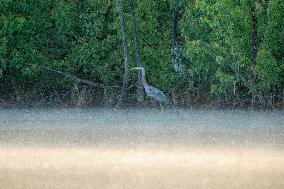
[0,99,283,110]
[0,0,283,109]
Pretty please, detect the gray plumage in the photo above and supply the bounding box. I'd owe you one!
[131,67,170,103]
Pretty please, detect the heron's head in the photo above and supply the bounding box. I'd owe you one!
[131,66,144,71]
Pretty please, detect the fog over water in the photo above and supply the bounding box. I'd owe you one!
[1,108,284,189]
[1,108,283,148]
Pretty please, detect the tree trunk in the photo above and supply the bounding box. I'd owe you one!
[172,6,179,48]
[250,3,259,63]
[171,5,178,67]
[249,2,260,109]
[282,87,284,108]
[131,0,144,106]
[78,0,85,10]
[115,0,130,108]
[71,83,79,106]
[171,5,185,73]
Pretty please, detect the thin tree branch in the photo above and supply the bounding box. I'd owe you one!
[41,66,103,87]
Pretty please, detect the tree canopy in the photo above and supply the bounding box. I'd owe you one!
[0,0,283,108]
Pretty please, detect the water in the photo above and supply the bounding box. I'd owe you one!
[0,108,283,148]
[0,108,284,189]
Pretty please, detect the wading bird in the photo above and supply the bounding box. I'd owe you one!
[131,67,170,103]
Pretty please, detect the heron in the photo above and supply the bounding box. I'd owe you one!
[131,66,170,103]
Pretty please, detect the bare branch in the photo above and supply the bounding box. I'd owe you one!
[41,66,103,87]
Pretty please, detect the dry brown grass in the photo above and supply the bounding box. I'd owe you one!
[1,146,284,189]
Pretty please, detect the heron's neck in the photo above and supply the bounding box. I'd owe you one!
[140,69,148,86]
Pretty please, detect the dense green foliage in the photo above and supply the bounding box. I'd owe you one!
[0,0,283,108]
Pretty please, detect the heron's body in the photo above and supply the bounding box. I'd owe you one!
[131,67,170,103]
[144,84,169,102]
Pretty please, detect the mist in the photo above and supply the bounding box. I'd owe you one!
[1,108,283,189]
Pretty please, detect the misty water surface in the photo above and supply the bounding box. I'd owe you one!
[0,108,283,148]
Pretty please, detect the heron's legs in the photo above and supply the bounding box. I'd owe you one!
[159,103,163,109]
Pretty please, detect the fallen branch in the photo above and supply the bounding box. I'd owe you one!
[41,66,103,87]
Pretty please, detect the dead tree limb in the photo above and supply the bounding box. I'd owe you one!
[41,66,103,87]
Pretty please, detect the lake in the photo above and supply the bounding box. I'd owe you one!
[0,108,284,189]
